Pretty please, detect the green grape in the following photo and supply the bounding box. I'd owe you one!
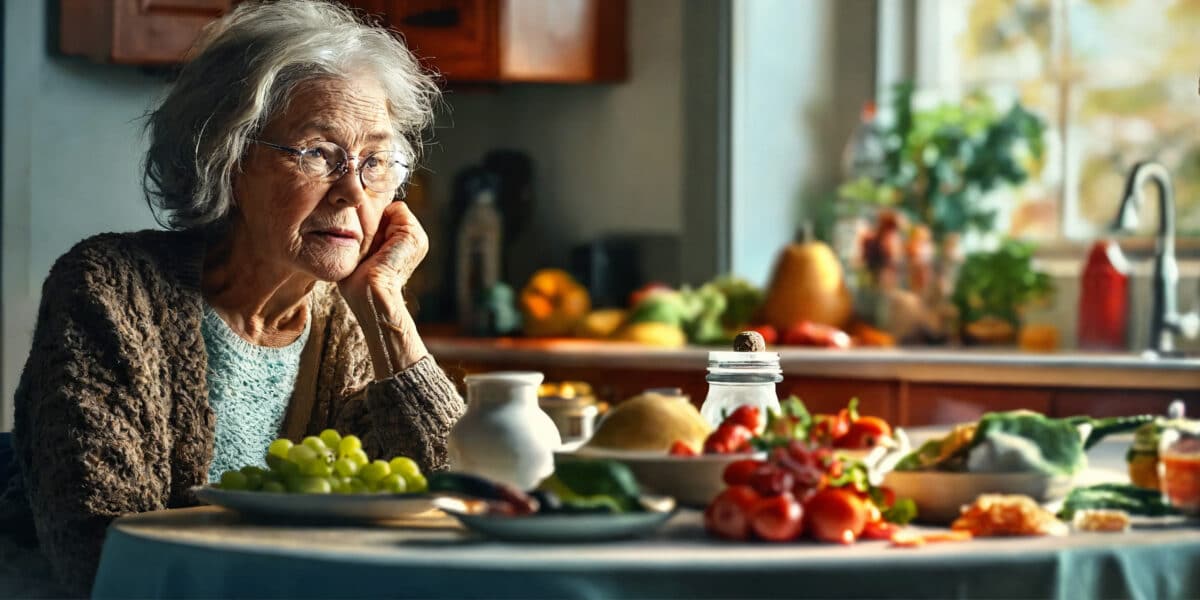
[319,429,342,449]
[388,457,420,480]
[288,444,319,465]
[268,438,294,460]
[302,436,327,453]
[359,460,391,485]
[219,470,248,490]
[292,476,332,494]
[261,480,286,493]
[404,472,428,494]
[273,459,301,478]
[344,448,370,467]
[338,435,363,458]
[331,476,354,494]
[347,478,370,494]
[379,473,407,494]
[301,460,333,477]
[318,448,336,466]
[334,458,359,477]
[239,466,266,491]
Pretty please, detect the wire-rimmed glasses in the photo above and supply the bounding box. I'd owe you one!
[254,139,410,197]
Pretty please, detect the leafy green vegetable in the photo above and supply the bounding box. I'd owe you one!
[1058,483,1178,520]
[710,276,764,330]
[951,239,1054,327]
[752,396,814,450]
[969,411,1086,476]
[544,459,642,513]
[883,498,918,525]
[894,411,1154,475]
[679,283,729,345]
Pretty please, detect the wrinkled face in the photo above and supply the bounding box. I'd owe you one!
[233,75,399,282]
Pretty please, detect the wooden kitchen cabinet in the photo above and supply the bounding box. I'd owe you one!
[60,0,628,84]
[60,0,231,64]
[350,0,627,82]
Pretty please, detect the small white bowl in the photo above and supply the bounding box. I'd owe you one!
[554,447,764,508]
[882,470,1074,524]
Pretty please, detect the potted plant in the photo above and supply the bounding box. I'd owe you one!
[951,239,1054,345]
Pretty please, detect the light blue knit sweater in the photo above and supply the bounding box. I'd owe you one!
[201,304,311,482]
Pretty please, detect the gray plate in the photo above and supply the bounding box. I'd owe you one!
[194,485,436,522]
[433,496,675,542]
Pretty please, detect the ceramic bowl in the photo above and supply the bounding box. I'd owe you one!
[554,447,764,508]
[882,470,1074,524]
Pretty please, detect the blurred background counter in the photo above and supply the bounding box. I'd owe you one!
[425,335,1200,429]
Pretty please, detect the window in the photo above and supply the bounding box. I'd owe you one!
[910,0,1200,241]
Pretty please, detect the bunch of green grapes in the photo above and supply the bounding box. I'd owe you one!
[215,429,427,495]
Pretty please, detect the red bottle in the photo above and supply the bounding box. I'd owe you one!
[1078,240,1130,351]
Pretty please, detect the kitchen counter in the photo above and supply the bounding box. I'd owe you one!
[426,337,1200,391]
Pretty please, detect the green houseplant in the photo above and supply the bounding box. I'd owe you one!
[951,239,1054,342]
[839,82,1047,242]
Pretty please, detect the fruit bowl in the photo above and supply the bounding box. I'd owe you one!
[554,447,764,508]
[881,470,1073,524]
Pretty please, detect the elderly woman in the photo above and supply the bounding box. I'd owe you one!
[0,0,464,592]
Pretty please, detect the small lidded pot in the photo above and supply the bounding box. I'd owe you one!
[1158,402,1200,516]
[537,381,600,445]
[448,372,562,490]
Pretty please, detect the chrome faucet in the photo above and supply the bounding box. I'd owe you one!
[1113,161,1198,356]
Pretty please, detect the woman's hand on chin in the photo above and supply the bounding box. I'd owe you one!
[338,200,428,320]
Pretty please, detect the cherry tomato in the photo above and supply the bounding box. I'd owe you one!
[750,492,805,542]
[748,324,778,346]
[809,410,851,445]
[668,440,697,457]
[861,520,900,541]
[804,488,868,544]
[834,416,894,449]
[704,423,754,454]
[724,405,763,433]
[704,485,760,540]
[722,459,764,487]
[749,463,796,498]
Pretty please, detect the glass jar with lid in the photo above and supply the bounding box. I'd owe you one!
[1159,403,1200,516]
[699,351,782,428]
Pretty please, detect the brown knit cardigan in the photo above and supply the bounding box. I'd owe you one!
[0,229,465,592]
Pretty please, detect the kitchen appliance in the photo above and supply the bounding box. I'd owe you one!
[570,234,681,308]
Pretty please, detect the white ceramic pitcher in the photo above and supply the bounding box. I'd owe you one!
[447,371,562,489]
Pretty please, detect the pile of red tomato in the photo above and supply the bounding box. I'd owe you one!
[694,401,914,544]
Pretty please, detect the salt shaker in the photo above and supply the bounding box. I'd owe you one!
[699,332,782,428]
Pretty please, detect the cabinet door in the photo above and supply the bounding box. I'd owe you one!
[375,0,500,81]
[61,0,230,64]
[902,384,1053,427]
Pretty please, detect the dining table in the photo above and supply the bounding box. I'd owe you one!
[91,434,1200,599]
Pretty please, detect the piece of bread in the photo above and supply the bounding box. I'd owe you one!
[951,494,1068,537]
[586,393,711,452]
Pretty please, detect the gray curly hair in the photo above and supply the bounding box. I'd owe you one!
[143,0,440,233]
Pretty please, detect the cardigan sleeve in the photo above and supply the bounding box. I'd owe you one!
[316,290,465,473]
[333,357,465,472]
[10,240,181,593]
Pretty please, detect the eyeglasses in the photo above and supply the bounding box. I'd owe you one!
[253,139,411,196]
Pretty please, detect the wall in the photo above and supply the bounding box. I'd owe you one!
[2,2,166,430]
[729,0,877,286]
[420,0,685,301]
